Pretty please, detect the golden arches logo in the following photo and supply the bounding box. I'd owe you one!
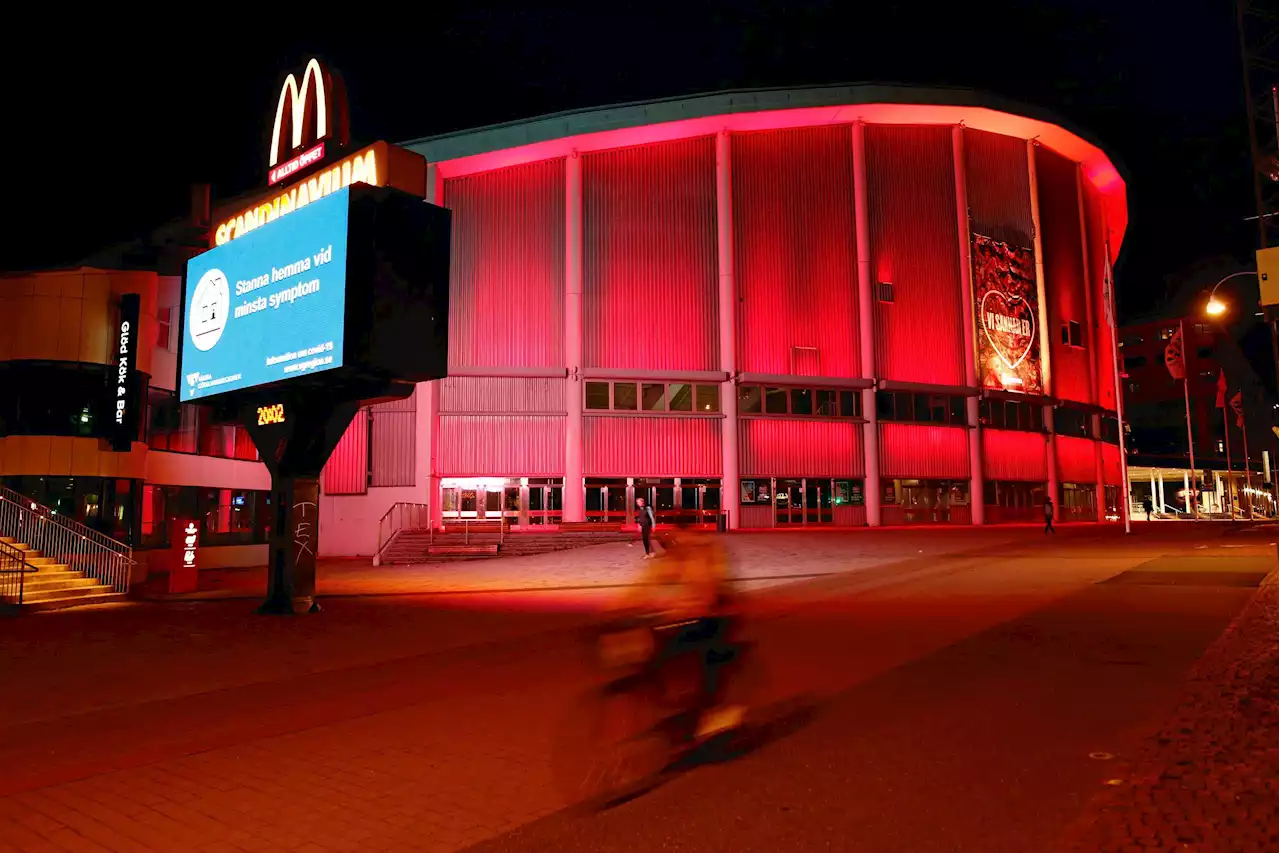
[270,59,329,168]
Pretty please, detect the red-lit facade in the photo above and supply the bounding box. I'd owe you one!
[315,86,1130,552]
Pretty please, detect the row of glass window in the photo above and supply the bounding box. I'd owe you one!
[585,381,721,413]
[979,398,1043,432]
[140,485,272,549]
[875,391,967,425]
[737,386,862,418]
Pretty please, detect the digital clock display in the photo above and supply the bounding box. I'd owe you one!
[257,403,286,426]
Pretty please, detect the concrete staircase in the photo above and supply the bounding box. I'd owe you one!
[378,529,636,564]
[0,537,128,611]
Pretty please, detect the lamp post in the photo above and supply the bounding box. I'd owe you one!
[1202,270,1272,520]
[1204,270,1260,317]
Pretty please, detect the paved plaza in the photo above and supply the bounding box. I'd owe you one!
[0,524,1275,852]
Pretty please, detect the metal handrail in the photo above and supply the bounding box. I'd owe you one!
[374,502,431,565]
[0,538,28,605]
[0,486,134,593]
[442,518,506,546]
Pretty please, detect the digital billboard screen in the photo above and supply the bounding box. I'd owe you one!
[180,187,350,401]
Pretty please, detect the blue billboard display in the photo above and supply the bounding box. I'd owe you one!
[181,188,351,401]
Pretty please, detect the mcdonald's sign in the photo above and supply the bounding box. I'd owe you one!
[267,58,350,186]
[208,59,428,247]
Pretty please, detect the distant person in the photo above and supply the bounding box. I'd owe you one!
[636,497,656,558]
[1142,497,1153,521]
[1043,497,1055,534]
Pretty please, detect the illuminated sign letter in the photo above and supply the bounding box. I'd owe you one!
[270,59,329,168]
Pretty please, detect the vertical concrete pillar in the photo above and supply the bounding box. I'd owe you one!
[563,152,585,522]
[1026,140,1052,395]
[425,165,444,530]
[1157,471,1166,512]
[953,126,984,525]
[1092,413,1107,522]
[1045,406,1060,522]
[715,131,739,529]
[1182,470,1192,514]
[1150,470,1159,513]
[852,123,880,525]
[1078,167,1107,524]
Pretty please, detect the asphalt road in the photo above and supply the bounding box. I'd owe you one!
[468,527,1276,852]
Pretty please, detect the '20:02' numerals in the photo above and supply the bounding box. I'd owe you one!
[257,404,285,426]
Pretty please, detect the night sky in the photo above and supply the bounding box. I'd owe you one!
[2,2,1259,323]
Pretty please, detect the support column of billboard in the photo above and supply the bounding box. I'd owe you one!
[1076,166,1107,523]
[244,397,364,614]
[715,130,739,530]
[425,165,444,530]
[563,152,585,522]
[852,123,880,527]
[953,127,984,525]
[1028,140,1058,522]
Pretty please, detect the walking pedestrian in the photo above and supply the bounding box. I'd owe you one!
[636,497,656,558]
[1043,497,1055,534]
[1142,497,1152,521]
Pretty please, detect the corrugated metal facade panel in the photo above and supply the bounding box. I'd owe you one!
[370,411,415,487]
[438,376,566,413]
[371,392,415,412]
[738,418,864,478]
[233,427,258,461]
[731,126,860,377]
[833,505,867,526]
[1083,183,1118,413]
[1036,146,1093,405]
[879,423,970,478]
[1055,435,1097,483]
[583,138,718,371]
[964,129,1034,247]
[1101,442,1122,485]
[583,416,721,477]
[322,410,368,495]
[739,505,773,528]
[444,159,565,369]
[438,415,564,476]
[982,428,1049,482]
[866,125,964,385]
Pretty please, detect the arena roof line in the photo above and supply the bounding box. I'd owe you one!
[402,84,1127,259]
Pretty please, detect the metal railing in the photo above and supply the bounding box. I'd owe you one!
[0,538,28,605]
[0,486,134,593]
[374,502,432,565]
[439,518,506,546]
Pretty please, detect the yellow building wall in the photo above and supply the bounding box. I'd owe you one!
[0,268,159,377]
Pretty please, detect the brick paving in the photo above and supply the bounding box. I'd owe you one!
[1054,570,1279,853]
[0,524,1272,853]
[136,526,1079,604]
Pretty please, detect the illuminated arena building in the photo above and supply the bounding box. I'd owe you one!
[318,84,1130,552]
[0,83,1130,569]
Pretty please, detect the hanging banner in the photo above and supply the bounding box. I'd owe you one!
[972,234,1043,395]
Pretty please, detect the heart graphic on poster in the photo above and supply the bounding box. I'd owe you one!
[980,290,1036,370]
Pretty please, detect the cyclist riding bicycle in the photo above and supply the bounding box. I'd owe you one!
[608,524,745,741]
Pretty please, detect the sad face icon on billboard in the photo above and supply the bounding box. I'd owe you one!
[189,268,230,352]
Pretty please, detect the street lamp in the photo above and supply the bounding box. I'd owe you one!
[1202,270,1260,317]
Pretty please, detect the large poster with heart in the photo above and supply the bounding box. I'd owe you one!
[972,234,1043,395]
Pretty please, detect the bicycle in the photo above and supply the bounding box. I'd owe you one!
[562,607,766,809]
